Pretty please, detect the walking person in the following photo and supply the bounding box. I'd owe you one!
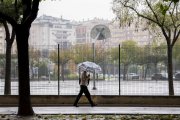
[73,70,96,107]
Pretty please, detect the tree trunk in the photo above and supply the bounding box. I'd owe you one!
[3,20,15,95]
[4,43,12,95]
[144,64,149,79]
[123,64,128,80]
[154,63,158,73]
[16,25,34,116]
[167,45,174,96]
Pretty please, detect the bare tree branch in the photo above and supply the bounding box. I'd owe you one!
[14,0,19,21]
[169,3,176,28]
[120,1,161,26]
[161,27,170,44]
[22,0,32,23]
[176,24,180,28]
[10,28,15,44]
[1,20,10,41]
[145,0,160,24]
[172,30,180,46]
[162,1,173,25]
[24,0,40,25]
[175,3,179,20]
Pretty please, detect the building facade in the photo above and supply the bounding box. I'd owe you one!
[109,20,152,46]
[75,18,110,44]
[29,15,76,50]
[0,25,16,54]
[0,15,154,54]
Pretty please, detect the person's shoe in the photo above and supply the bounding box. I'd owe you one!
[73,104,79,107]
[91,104,97,107]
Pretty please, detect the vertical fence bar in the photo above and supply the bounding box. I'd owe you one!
[92,42,97,90]
[58,44,60,95]
[119,44,121,96]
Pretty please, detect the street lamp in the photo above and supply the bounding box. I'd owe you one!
[52,30,70,94]
[90,24,111,90]
[92,42,96,90]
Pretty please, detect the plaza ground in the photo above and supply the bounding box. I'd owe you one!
[1,79,180,95]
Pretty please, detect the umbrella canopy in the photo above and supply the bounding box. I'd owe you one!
[78,61,102,73]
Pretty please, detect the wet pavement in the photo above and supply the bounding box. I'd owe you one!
[0,107,180,115]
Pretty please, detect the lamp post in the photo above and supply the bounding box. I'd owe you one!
[92,42,96,90]
[90,24,111,90]
[53,30,70,94]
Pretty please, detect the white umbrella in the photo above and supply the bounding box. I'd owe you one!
[78,61,102,73]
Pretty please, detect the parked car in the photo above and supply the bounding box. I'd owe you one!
[127,73,139,80]
[175,72,180,80]
[151,73,168,80]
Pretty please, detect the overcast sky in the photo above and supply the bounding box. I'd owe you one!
[38,0,115,21]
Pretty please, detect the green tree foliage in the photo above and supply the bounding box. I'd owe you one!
[73,44,93,64]
[110,40,139,80]
[113,0,180,95]
[49,48,73,81]
[149,41,167,73]
[29,47,41,79]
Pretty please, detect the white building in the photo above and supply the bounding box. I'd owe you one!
[109,20,152,46]
[29,15,76,50]
[0,27,6,54]
[75,18,110,44]
[75,18,152,47]
[0,16,154,55]
[0,25,16,54]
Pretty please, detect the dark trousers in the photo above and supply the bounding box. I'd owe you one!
[74,85,94,105]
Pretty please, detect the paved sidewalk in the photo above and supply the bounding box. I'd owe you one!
[0,107,180,115]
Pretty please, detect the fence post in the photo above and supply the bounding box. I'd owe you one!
[119,44,121,96]
[58,44,60,95]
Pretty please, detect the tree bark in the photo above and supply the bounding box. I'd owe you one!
[144,64,149,79]
[2,20,15,95]
[4,43,12,95]
[167,45,174,96]
[16,24,34,116]
[154,63,158,73]
[123,64,128,80]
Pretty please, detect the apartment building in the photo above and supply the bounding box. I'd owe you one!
[108,20,152,46]
[0,15,153,55]
[29,15,76,50]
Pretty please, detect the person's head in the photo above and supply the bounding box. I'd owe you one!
[83,71,87,75]
[87,74,90,78]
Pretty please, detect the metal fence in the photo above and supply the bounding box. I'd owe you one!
[0,43,180,96]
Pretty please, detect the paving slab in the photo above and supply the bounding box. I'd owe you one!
[0,107,180,115]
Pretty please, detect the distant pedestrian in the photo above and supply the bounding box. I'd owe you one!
[73,71,96,107]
